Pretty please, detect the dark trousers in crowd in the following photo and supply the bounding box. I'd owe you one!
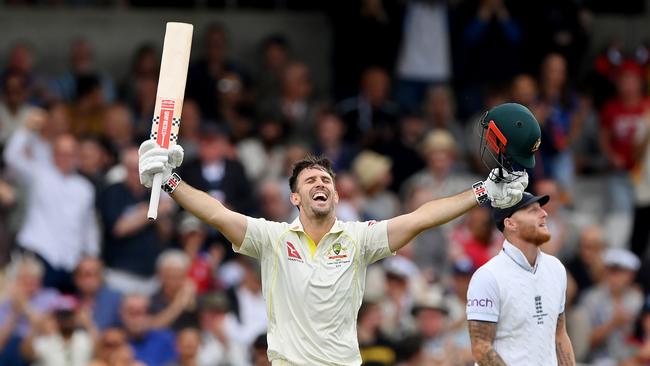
[17,246,75,294]
[630,204,650,261]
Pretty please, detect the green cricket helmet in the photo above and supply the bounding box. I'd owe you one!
[478,103,541,181]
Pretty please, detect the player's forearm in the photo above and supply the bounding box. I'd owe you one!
[474,346,507,366]
[171,182,247,247]
[387,189,476,252]
[556,332,576,366]
[414,189,477,230]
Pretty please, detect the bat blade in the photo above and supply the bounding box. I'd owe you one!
[147,22,193,220]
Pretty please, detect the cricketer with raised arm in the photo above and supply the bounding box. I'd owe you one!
[139,103,533,365]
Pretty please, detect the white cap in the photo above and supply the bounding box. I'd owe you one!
[603,248,640,271]
[383,256,419,279]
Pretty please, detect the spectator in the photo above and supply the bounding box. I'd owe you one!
[102,103,135,153]
[225,257,267,348]
[73,256,122,331]
[149,250,200,332]
[337,66,399,148]
[237,117,287,184]
[0,71,37,147]
[630,109,650,261]
[177,213,223,295]
[377,113,427,192]
[0,176,16,267]
[394,334,426,366]
[351,150,399,221]
[258,179,295,223]
[255,34,292,102]
[453,0,523,117]
[401,129,479,202]
[2,42,49,106]
[566,225,607,299]
[422,85,468,169]
[313,108,358,173]
[67,74,108,137]
[394,0,452,113]
[121,294,177,366]
[357,301,396,366]
[119,43,159,105]
[380,256,419,339]
[581,248,644,363]
[186,23,249,120]
[4,109,99,293]
[0,254,59,365]
[195,292,248,366]
[599,60,650,248]
[20,294,96,366]
[51,38,116,104]
[536,53,590,198]
[412,289,471,365]
[216,71,254,142]
[258,61,321,144]
[250,333,271,366]
[449,206,502,269]
[97,147,174,295]
[91,327,145,366]
[334,172,363,222]
[167,327,202,366]
[77,135,113,190]
[179,124,256,216]
[622,296,650,366]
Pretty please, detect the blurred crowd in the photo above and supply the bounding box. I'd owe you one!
[0,0,650,365]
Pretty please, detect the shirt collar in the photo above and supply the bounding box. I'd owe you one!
[502,240,541,273]
[288,216,344,234]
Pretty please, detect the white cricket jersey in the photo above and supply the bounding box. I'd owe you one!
[466,240,567,366]
[235,216,393,366]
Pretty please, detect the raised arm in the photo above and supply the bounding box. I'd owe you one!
[468,320,507,366]
[3,109,48,181]
[387,189,476,252]
[556,312,576,366]
[387,170,528,252]
[138,140,248,249]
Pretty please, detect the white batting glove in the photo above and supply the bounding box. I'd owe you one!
[138,140,184,188]
[484,169,528,209]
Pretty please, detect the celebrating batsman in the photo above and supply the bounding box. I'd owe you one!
[138,103,535,365]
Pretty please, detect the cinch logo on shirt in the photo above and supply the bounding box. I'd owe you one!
[287,241,303,262]
[467,298,494,308]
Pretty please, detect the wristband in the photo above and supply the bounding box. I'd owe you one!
[472,181,489,205]
[162,173,182,194]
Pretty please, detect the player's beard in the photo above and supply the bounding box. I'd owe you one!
[519,222,552,246]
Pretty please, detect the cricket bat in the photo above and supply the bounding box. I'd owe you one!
[147,22,193,220]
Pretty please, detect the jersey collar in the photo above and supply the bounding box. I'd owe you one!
[502,240,541,273]
[288,217,344,234]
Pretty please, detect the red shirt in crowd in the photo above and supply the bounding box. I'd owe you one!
[600,97,650,170]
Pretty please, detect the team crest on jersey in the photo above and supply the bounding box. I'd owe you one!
[532,295,547,324]
[326,242,351,267]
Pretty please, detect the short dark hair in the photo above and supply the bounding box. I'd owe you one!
[289,155,335,193]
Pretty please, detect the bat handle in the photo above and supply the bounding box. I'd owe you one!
[147,173,164,220]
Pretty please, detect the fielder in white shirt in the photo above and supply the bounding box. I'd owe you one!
[466,192,576,365]
[138,141,527,365]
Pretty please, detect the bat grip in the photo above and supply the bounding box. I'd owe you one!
[147,173,164,220]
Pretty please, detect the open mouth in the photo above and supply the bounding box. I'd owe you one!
[312,192,328,201]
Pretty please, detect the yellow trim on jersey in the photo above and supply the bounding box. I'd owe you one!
[305,234,317,258]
